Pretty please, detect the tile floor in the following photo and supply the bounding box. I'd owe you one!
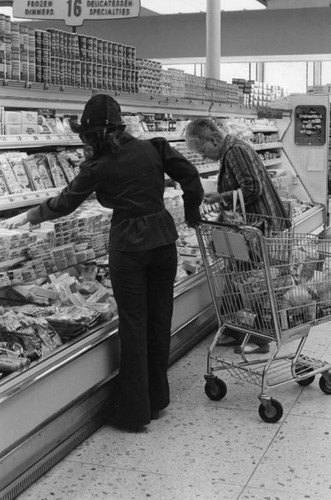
[17,323,331,500]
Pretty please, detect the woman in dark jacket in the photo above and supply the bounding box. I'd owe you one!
[3,94,204,431]
[185,117,289,354]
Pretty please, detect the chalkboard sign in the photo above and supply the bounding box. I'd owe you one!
[294,105,326,145]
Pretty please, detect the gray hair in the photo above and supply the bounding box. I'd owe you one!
[185,118,224,151]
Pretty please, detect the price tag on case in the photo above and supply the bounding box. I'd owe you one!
[0,136,8,142]
[32,136,39,141]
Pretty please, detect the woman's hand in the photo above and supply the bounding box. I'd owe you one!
[204,192,221,205]
[0,212,29,229]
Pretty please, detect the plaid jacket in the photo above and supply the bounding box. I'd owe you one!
[217,134,289,228]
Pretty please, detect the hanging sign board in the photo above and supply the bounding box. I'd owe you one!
[294,105,326,146]
[13,0,141,26]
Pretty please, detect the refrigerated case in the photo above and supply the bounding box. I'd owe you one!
[280,93,330,235]
[0,84,259,500]
[1,85,328,500]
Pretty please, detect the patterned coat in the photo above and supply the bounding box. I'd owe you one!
[217,134,290,230]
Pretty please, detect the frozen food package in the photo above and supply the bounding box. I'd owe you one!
[46,153,67,187]
[56,151,76,183]
[64,151,82,176]
[6,152,32,191]
[44,117,58,134]
[34,153,54,189]
[54,117,66,134]
[0,171,9,195]
[37,115,53,134]
[0,153,21,193]
[62,117,74,133]
[23,156,46,191]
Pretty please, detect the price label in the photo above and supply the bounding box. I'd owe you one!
[45,135,52,141]
[16,136,23,142]
[0,136,8,142]
[32,136,39,141]
[8,197,15,203]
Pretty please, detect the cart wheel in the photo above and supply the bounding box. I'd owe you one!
[204,377,227,401]
[258,398,283,423]
[295,366,315,386]
[319,375,331,395]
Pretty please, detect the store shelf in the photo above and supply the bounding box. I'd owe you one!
[135,131,184,141]
[250,126,279,133]
[0,134,81,150]
[293,204,325,234]
[252,142,282,150]
[0,188,62,210]
[263,158,282,167]
[0,82,258,119]
[197,164,219,175]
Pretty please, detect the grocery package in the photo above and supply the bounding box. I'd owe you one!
[7,152,32,191]
[0,153,22,193]
[46,305,101,342]
[23,155,46,191]
[45,153,67,187]
[0,306,63,364]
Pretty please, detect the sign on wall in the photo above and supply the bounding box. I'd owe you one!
[13,0,141,26]
[294,105,327,146]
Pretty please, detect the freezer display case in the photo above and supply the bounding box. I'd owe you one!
[0,85,226,500]
[2,86,325,500]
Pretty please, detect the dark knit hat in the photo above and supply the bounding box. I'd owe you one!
[70,94,124,134]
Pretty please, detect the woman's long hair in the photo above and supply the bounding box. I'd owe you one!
[80,125,126,160]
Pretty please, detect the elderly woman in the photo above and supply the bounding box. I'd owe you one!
[185,118,290,354]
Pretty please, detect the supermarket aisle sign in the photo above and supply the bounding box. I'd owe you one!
[13,0,141,26]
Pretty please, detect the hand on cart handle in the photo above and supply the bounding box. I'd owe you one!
[186,219,201,228]
[204,192,221,205]
[0,211,29,229]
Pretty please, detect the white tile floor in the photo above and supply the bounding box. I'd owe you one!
[17,323,331,500]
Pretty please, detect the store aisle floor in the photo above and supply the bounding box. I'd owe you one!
[17,324,331,500]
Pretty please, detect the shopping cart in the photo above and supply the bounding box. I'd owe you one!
[195,217,331,423]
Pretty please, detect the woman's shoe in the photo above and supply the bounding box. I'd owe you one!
[217,335,242,346]
[151,410,160,420]
[234,343,270,354]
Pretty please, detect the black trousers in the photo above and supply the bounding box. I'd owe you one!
[109,243,178,427]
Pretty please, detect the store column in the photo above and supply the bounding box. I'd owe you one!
[206,0,220,79]
[256,62,264,83]
[313,61,322,86]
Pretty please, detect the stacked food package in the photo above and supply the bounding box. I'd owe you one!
[0,185,206,377]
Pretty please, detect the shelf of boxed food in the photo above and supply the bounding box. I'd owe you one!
[0,147,84,203]
[171,141,219,175]
[0,190,204,365]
